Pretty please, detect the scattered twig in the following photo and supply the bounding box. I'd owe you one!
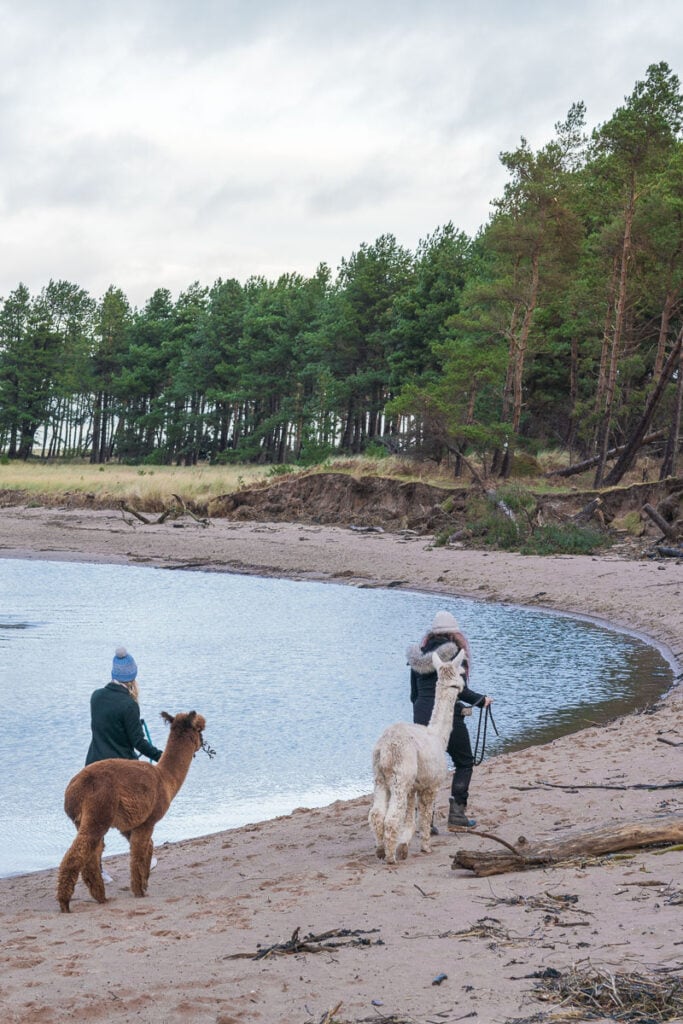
[223,926,382,960]
[413,883,435,899]
[317,1002,343,1024]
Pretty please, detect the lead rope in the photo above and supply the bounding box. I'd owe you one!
[472,701,500,766]
[141,718,155,763]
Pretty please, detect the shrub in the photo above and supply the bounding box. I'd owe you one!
[519,524,608,556]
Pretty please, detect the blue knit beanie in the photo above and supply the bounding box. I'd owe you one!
[111,646,138,683]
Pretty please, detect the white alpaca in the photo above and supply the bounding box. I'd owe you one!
[368,648,466,864]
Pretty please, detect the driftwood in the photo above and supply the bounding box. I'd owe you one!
[643,502,679,541]
[656,545,683,559]
[451,815,683,876]
[511,779,683,792]
[120,499,209,527]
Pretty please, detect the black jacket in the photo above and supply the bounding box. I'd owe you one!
[407,637,485,720]
[85,682,163,765]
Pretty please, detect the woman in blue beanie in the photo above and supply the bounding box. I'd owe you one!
[86,647,164,882]
[86,647,163,765]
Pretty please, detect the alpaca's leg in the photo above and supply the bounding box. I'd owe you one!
[81,835,107,904]
[395,787,418,860]
[368,782,390,859]
[56,836,82,913]
[384,785,411,863]
[57,831,106,912]
[129,826,154,897]
[416,790,437,853]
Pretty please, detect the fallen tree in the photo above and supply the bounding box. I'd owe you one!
[544,430,666,479]
[451,814,683,876]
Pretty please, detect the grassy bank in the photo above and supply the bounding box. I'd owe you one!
[0,455,473,507]
[0,461,273,506]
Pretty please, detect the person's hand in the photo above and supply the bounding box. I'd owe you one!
[483,696,493,707]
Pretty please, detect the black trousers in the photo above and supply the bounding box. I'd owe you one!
[413,701,474,806]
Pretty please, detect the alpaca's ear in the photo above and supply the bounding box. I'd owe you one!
[454,648,466,669]
[432,651,443,671]
[160,711,174,726]
[187,711,197,726]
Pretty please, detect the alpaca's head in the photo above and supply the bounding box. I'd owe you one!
[431,647,466,693]
[161,710,208,754]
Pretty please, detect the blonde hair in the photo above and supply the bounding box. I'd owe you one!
[126,679,140,703]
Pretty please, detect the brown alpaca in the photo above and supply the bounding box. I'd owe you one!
[57,710,206,912]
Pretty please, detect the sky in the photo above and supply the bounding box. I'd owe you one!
[1,0,682,309]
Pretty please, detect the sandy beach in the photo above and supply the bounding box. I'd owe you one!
[1,505,682,1024]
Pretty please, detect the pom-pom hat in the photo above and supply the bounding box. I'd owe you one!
[430,610,461,634]
[111,646,138,683]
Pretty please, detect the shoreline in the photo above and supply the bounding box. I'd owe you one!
[1,506,682,1024]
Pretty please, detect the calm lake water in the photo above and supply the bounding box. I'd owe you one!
[0,557,674,877]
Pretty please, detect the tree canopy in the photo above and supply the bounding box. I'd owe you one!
[1,64,681,483]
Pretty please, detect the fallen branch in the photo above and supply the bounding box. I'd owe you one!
[223,926,382,960]
[544,430,666,478]
[656,545,683,559]
[511,779,683,792]
[120,499,210,527]
[643,502,679,541]
[171,493,211,526]
[120,503,153,524]
[451,815,683,876]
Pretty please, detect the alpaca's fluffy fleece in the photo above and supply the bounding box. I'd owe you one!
[56,711,206,912]
[368,650,466,864]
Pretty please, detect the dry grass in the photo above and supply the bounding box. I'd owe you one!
[0,461,272,505]
[0,452,671,513]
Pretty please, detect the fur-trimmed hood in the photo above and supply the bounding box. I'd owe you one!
[406,640,460,675]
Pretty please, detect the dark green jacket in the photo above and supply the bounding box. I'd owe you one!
[85,682,163,765]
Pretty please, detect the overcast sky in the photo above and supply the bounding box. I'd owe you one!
[1,0,681,309]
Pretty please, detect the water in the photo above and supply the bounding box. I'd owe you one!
[0,558,673,878]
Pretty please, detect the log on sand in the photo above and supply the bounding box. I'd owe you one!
[451,815,683,876]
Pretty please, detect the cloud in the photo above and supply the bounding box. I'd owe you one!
[0,0,681,306]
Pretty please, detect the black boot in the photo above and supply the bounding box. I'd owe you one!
[447,798,476,829]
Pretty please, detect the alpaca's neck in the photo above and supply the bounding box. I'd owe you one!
[156,736,196,795]
[427,684,461,747]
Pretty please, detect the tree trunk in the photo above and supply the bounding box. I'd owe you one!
[654,291,675,380]
[593,254,619,429]
[642,502,679,541]
[602,327,683,487]
[452,815,683,876]
[594,189,636,487]
[661,340,683,479]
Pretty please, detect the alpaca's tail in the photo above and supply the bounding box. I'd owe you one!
[56,830,107,913]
